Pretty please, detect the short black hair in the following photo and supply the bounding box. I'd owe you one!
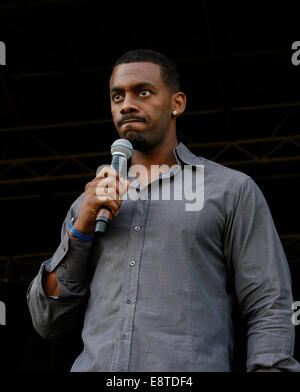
[112,49,181,92]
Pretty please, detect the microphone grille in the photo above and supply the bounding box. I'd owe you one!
[111,139,133,160]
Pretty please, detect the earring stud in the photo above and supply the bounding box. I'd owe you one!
[172,110,178,117]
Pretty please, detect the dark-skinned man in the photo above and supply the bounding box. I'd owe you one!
[27,49,300,372]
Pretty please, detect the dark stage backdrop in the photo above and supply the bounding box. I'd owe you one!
[0,1,299,372]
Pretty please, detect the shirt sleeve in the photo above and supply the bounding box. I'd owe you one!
[224,177,300,372]
[27,193,93,339]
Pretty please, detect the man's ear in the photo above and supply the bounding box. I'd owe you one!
[171,91,187,116]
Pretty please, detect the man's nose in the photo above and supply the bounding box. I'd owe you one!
[120,95,139,114]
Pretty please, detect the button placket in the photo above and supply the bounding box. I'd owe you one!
[111,196,150,371]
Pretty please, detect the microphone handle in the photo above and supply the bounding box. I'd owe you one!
[95,154,127,233]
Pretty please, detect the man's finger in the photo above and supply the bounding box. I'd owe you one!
[96,166,120,180]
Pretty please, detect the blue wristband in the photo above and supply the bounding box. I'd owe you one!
[69,217,94,241]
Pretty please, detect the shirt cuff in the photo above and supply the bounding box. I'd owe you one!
[44,232,93,282]
[248,353,300,372]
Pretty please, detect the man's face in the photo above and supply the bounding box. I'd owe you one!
[109,62,173,152]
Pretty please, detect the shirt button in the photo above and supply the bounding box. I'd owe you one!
[130,260,136,267]
[134,226,141,231]
[121,333,127,340]
[125,297,131,304]
[61,263,67,269]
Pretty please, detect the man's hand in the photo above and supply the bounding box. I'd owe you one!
[69,166,130,237]
[44,167,130,297]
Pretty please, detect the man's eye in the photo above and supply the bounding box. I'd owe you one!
[139,90,151,97]
[112,94,122,102]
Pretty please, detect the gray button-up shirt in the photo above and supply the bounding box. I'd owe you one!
[27,142,300,372]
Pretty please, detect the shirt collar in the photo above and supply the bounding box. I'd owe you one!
[173,142,202,166]
[127,142,201,180]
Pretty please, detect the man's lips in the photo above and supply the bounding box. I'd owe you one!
[122,119,143,125]
[121,119,144,126]
[118,115,146,127]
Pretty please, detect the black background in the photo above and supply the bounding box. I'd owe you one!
[0,0,299,372]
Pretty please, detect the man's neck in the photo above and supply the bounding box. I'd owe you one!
[130,139,179,188]
[131,138,178,168]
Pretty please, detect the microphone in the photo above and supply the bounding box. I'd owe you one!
[95,139,133,233]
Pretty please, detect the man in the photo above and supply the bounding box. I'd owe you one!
[27,49,299,372]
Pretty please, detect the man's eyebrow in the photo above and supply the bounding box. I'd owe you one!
[110,82,157,93]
